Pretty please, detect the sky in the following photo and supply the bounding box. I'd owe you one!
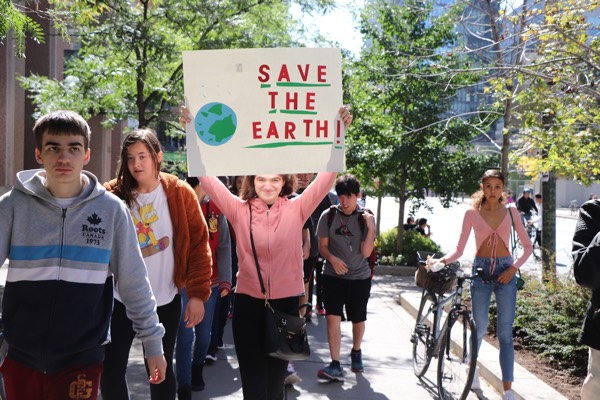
[290,0,365,56]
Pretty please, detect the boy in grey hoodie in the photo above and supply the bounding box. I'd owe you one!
[0,110,166,399]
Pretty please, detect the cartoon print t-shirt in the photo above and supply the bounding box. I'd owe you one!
[115,183,177,306]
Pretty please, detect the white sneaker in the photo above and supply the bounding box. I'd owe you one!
[470,366,481,390]
[502,389,517,400]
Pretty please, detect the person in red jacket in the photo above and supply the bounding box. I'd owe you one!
[102,128,212,400]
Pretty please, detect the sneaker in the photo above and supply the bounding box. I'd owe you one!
[502,389,517,400]
[205,347,217,362]
[470,366,481,390]
[317,362,345,381]
[217,339,224,350]
[316,305,326,316]
[305,310,312,323]
[350,349,364,372]
[284,362,301,386]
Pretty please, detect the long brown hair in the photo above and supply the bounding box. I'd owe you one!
[471,169,506,209]
[239,175,297,201]
[114,128,163,207]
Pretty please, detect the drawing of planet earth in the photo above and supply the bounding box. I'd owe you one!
[194,102,237,146]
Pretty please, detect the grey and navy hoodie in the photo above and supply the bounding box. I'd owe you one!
[0,169,164,373]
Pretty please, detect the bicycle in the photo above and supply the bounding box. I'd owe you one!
[411,252,478,400]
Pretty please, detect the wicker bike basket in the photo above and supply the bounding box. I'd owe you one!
[415,260,460,295]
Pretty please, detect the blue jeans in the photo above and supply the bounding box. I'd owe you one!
[175,287,219,388]
[471,256,517,382]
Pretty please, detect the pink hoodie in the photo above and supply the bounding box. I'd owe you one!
[199,172,336,299]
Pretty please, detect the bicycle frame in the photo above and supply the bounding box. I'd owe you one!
[422,275,469,358]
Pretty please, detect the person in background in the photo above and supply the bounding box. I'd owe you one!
[506,189,514,204]
[175,177,232,399]
[415,218,431,237]
[516,188,538,226]
[0,111,166,399]
[432,169,532,400]
[102,129,213,400]
[181,105,353,399]
[316,174,376,381]
[208,176,244,363]
[296,173,339,317]
[403,217,417,231]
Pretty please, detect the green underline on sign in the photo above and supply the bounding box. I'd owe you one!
[245,142,334,149]
[280,110,318,115]
[261,84,271,88]
[334,146,343,149]
[276,82,331,87]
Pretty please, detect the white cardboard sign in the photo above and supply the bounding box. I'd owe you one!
[183,48,344,176]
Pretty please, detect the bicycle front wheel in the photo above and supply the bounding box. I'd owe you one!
[437,309,477,400]
[412,291,436,377]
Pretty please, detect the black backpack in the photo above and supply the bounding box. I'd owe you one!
[325,205,378,277]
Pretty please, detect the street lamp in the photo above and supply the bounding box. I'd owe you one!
[540,108,556,281]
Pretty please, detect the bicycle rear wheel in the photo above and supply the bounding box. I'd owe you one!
[412,291,436,377]
[437,309,477,400]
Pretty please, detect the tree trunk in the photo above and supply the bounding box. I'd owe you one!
[396,177,408,255]
[541,172,556,281]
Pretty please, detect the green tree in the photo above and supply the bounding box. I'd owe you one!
[347,0,497,253]
[515,0,600,184]
[1,0,45,57]
[19,0,334,130]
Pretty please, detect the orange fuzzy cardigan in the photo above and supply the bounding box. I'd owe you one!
[104,172,212,302]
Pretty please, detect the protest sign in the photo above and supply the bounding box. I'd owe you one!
[183,47,344,176]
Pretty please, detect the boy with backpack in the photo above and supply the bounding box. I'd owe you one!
[316,174,376,381]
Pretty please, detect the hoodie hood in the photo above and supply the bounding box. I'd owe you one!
[14,169,106,207]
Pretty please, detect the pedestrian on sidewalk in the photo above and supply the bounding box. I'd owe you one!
[316,174,376,382]
[181,106,353,400]
[101,129,213,400]
[432,169,532,400]
[572,197,600,400]
[0,111,167,399]
[175,177,232,399]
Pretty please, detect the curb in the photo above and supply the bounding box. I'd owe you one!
[397,291,568,400]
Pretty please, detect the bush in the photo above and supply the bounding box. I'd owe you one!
[377,228,441,266]
[487,274,590,377]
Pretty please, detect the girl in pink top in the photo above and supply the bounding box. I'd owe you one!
[436,169,532,400]
[183,106,352,400]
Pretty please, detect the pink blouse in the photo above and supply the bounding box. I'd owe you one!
[443,206,533,270]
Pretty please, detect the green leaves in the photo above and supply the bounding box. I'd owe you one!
[1,1,45,57]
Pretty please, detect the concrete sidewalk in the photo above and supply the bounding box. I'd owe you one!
[115,274,565,400]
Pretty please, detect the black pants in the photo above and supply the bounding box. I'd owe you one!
[232,293,298,400]
[100,295,181,400]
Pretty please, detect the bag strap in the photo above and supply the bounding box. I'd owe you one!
[248,203,269,304]
[507,206,518,255]
[507,206,522,279]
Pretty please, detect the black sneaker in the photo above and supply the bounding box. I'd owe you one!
[205,347,217,363]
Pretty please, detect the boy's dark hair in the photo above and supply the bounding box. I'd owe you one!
[33,110,91,150]
[535,193,542,199]
[334,174,360,196]
[186,177,200,188]
[418,218,428,226]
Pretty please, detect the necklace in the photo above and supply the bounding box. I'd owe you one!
[337,212,354,252]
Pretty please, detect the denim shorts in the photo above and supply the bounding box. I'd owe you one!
[472,255,514,280]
